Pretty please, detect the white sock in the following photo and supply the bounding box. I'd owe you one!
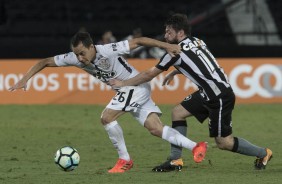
[104,121,130,161]
[162,125,197,151]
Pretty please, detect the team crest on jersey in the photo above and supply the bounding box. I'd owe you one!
[184,95,192,101]
[98,58,111,70]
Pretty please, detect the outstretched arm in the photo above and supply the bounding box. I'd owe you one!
[109,67,163,88]
[9,57,57,91]
[128,37,181,57]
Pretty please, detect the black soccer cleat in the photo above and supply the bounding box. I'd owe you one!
[152,158,183,172]
[254,148,273,170]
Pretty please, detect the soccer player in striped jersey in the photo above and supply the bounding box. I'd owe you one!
[9,31,207,173]
[109,13,272,171]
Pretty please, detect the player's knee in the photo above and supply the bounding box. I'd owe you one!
[217,143,229,150]
[148,127,162,137]
[144,121,163,137]
[100,115,112,125]
[215,138,233,150]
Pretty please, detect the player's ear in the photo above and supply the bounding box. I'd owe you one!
[178,30,185,36]
[89,44,95,50]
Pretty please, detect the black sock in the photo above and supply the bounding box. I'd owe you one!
[170,121,187,160]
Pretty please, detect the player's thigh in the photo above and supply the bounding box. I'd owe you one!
[172,104,193,120]
[179,91,209,123]
[130,97,162,126]
[206,91,235,137]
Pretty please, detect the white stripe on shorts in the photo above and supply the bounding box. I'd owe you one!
[218,98,223,137]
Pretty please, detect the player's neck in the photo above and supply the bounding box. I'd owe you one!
[91,47,97,63]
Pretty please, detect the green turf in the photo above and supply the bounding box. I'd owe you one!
[0,104,281,184]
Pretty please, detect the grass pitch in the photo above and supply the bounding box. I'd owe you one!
[0,104,281,184]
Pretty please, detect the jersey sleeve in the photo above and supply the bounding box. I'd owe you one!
[155,54,180,71]
[54,52,79,66]
[96,40,130,57]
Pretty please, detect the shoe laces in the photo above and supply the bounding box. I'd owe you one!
[117,159,127,165]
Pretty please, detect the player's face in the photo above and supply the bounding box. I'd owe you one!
[72,42,95,65]
[164,26,179,44]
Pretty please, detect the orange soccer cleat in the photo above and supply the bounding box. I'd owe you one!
[108,158,133,173]
[192,142,207,163]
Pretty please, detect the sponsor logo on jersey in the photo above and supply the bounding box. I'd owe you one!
[63,52,71,58]
[93,70,116,81]
[130,102,141,108]
[111,43,117,51]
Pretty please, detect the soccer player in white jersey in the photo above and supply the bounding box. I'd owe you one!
[109,14,272,171]
[9,31,207,173]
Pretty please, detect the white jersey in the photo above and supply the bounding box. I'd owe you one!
[54,40,139,85]
[54,40,161,124]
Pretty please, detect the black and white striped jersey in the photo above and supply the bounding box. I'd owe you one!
[156,37,232,100]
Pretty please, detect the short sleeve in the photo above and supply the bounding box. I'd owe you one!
[54,52,79,66]
[155,54,180,71]
[95,40,130,57]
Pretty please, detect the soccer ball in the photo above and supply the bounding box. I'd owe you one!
[54,146,80,171]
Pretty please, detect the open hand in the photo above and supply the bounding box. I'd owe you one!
[8,80,27,91]
[162,74,174,86]
[166,44,181,57]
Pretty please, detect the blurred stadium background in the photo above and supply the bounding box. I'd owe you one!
[1,0,282,105]
[0,0,282,58]
[0,1,282,183]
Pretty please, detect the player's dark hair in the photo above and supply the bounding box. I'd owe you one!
[165,13,191,37]
[70,32,93,48]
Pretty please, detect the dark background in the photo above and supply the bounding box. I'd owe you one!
[0,0,281,58]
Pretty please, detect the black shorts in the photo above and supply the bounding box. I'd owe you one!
[180,90,235,137]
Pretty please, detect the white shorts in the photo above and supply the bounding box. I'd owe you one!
[106,83,162,125]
